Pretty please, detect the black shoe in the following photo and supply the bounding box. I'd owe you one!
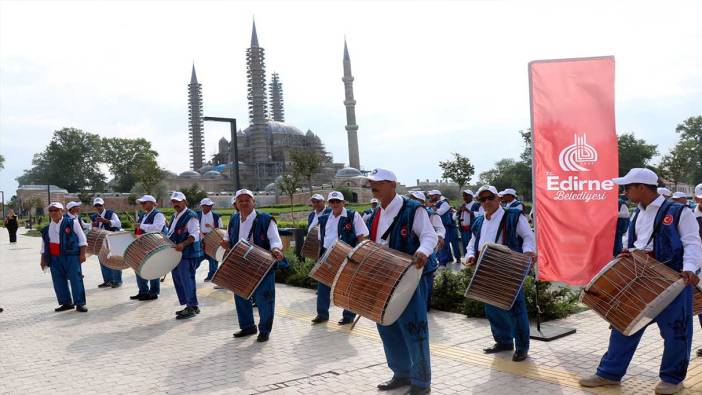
[175,308,187,316]
[512,350,528,362]
[175,306,196,320]
[483,343,514,354]
[257,332,270,342]
[233,327,258,338]
[54,304,75,312]
[111,282,122,288]
[130,294,146,300]
[337,318,354,325]
[98,282,112,288]
[405,386,431,395]
[193,306,200,314]
[311,316,329,324]
[697,348,702,357]
[75,305,88,313]
[377,377,411,391]
[204,276,212,282]
[139,294,158,301]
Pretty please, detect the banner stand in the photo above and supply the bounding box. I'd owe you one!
[529,276,576,341]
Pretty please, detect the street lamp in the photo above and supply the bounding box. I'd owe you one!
[203,117,240,191]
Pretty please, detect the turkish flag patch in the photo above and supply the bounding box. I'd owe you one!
[400,225,408,238]
[344,223,353,231]
[662,214,674,226]
[64,227,71,234]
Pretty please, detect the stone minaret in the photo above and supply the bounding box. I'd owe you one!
[188,63,205,170]
[269,72,285,122]
[246,20,271,162]
[343,40,360,170]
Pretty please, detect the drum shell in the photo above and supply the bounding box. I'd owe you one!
[99,231,135,270]
[212,240,276,299]
[310,240,352,287]
[124,233,181,280]
[301,226,321,260]
[86,228,109,257]
[203,229,227,261]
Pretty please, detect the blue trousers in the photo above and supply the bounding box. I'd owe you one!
[135,274,160,296]
[484,288,530,352]
[596,286,692,384]
[204,255,218,279]
[377,276,431,389]
[449,227,461,261]
[437,225,458,265]
[316,282,356,321]
[49,255,86,306]
[99,263,122,284]
[423,272,435,311]
[460,229,472,257]
[171,257,199,307]
[234,270,275,334]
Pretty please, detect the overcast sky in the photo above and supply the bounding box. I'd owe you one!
[1,0,701,198]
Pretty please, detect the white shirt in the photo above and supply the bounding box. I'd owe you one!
[139,209,167,233]
[632,195,702,273]
[459,204,473,225]
[95,209,121,230]
[308,207,327,231]
[618,202,630,219]
[322,208,369,249]
[222,209,283,250]
[167,209,200,242]
[371,194,437,258]
[434,198,450,216]
[695,206,702,219]
[199,211,223,234]
[67,212,91,231]
[429,213,446,239]
[40,217,88,253]
[465,206,536,259]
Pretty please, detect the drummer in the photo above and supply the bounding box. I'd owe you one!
[167,191,203,320]
[694,183,702,358]
[463,185,536,362]
[658,187,673,200]
[196,197,223,282]
[366,168,437,395]
[579,168,702,394]
[65,202,91,231]
[427,190,457,268]
[362,198,380,222]
[307,194,331,231]
[311,191,368,325]
[220,189,286,343]
[499,188,524,213]
[408,191,441,311]
[90,197,123,289]
[40,202,88,313]
[456,190,476,256]
[131,194,167,301]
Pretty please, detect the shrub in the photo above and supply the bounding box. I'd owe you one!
[275,251,317,289]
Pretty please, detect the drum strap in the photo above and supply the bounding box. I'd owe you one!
[380,199,408,242]
[494,212,509,244]
[631,204,666,251]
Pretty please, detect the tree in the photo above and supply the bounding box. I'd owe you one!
[674,115,702,183]
[102,137,159,192]
[659,140,695,188]
[290,150,323,192]
[617,133,658,177]
[132,156,165,195]
[478,158,532,198]
[277,172,301,226]
[438,153,475,190]
[181,183,208,209]
[15,127,107,192]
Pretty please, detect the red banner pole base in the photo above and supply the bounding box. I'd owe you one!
[529,324,576,342]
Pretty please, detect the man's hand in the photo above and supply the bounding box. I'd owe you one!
[463,256,476,268]
[79,253,86,263]
[681,271,700,286]
[272,248,284,261]
[98,217,110,224]
[413,252,428,269]
[205,223,212,229]
[40,260,47,271]
[436,237,445,250]
[220,240,231,250]
[617,249,632,259]
[175,243,185,252]
[525,251,537,264]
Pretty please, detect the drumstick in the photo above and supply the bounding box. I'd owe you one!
[349,314,362,331]
[161,273,168,282]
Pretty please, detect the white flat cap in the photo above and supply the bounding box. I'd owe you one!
[657,187,672,196]
[234,189,254,200]
[310,194,325,201]
[612,168,658,186]
[93,197,105,206]
[462,189,474,196]
[502,188,517,196]
[672,192,687,199]
[170,191,186,201]
[48,202,64,210]
[367,168,397,182]
[410,191,426,202]
[476,185,499,196]
[327,191,344,201]
[66,201,81,210]
[696,183,702,199]
[200,197,214,206]
[137,195,156,203]
[370,198,379,204]
[427,190,441,196]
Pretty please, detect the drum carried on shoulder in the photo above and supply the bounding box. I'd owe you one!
[203,229,228,262]
[310,240,352,287]
[99,231,136,270]
[211,239,277,299]
[85,228,109,257]
[301,225,321,260]
[124,232,182,280]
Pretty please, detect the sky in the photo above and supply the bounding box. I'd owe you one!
[1,0,701,199]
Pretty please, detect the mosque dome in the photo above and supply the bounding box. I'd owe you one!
[243,120,304,136]
[179,170,201,178]
[203,170,222,178]
[198,165,214,173]
[335,167,362,178]
[264,183,277,192]
[213,162,244,173]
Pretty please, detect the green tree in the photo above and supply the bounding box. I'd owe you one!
[477,129,534,200]
[16,127,107,192]
[674,115,702,183]
[277,172,301,226]
[0,153,5,170]
[132,156,165,195]
[438,153,475,190]
[659,140,694,189]
[290,150,323,192]
[617,133,658,177]
[181,183,208,208]
[102,137,159,192]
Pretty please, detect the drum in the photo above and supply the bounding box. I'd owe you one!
[99,231,136,270]
[124,232,182,280]
[464,243,533,310]
[580,250,686,336]
[309,240,353,287]
[212,239,276,299]
[694,288,702,316]
[331,240,421,326]
[203,229,227,262]
[85,228,109,256]
[301,226,321,260]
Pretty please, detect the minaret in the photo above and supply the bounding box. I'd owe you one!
[188,63,205,171]
[343,39,360,170]
[246,20,271,162]
[269,72,285,122]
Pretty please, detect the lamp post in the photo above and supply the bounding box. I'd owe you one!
[203,117,240,191]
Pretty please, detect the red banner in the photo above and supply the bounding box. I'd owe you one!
[529,56,618,285]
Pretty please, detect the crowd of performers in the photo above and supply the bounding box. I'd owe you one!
[37,167,702,395]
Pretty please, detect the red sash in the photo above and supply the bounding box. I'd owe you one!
[49,243,61,256]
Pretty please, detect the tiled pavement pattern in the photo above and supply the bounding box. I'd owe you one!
[2,230,702,394]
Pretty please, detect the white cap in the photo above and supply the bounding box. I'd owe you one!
[327,191,344,201]
[612,168,659,186]
[476,185,499,197]
[427,190,441,196]
[672,192,687,199]
[66,201,81,210]
[502,188,517,197]
[367,168,397,182]
[310,194,325,201]
[170,191,186,201]
[370,198,379,204]
[93,197,105,206]
[410,191,426,202]
[462,189,474,196]
[234,189,254,200]
[695,183,702,199]
[200,197,214,206]
[48,202,64,210]
[657,187,672,196]
[137,194,156,203]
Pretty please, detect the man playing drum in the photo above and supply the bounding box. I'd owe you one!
[196,197,224,282]
[408,191,441,311]
[90,197,123,289]
[366,169,437,395]
[499,188,524,213]
[579,169,702,394]
[307,194,330,231]
[220,189,285,343]
[167,192,203,320]
[362,198,380,222]
[456,190,476,257]
[427,190,457,268]
[311,190,368,325]
[65,202,90,231]
[463,185,536,362]
[131,194,167,301]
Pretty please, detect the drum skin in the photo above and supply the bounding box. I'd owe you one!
[98,231,135,270]
[124,233,181,280]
